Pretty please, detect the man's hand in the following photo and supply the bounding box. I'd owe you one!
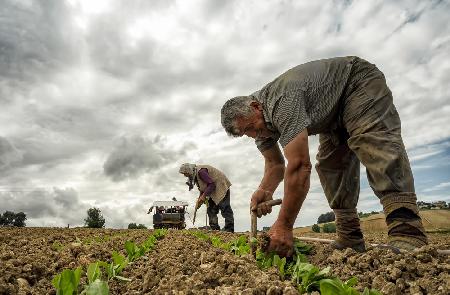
[196,194,206,209]
[266,220,294,257]
[250,189,273,217]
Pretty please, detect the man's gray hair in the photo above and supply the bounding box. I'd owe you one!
[221,95,255,136]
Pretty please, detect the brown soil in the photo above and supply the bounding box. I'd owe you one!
[0,228,448,295]
[304,233,450,295]
[109,230,297,294]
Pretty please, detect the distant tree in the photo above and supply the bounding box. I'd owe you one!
[128,223,146,229]
[358,212,369,218]
[13,212,27,227]
[312,224,320,233]
[0,213,5,226]
[317,211,335,224]
[2,211,16,226]
[84,207,105,228]
[322,223,336,233]
[359,211,380,218]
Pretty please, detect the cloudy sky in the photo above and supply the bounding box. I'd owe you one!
[1,0,449,231]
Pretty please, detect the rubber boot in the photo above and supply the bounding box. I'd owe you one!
[331,208,366,252]
[381,193,428,251]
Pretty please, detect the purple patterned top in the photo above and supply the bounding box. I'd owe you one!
[198,168,216,196]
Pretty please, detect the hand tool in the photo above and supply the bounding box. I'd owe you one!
[250,198,282,257]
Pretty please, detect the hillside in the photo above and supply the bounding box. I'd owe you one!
[293,209,450,234]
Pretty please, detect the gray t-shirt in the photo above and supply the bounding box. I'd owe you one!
[254,56,357,152]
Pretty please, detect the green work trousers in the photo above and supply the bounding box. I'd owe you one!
[316,58,415,211]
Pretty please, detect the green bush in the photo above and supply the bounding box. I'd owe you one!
[322,223,336,233]
[312,224,320,233]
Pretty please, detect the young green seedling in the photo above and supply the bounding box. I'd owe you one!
[52,267,82,295]
[81,262,109,295]
[191,232,381,295]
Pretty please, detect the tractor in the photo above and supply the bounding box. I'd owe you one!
[147,200,189,229]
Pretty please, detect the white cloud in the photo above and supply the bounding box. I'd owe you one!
[423,181,450,192]
[0,0,449,230]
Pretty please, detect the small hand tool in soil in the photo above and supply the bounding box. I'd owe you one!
[250,198,282,257]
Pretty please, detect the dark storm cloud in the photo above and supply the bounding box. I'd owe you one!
[0,187,87,225]
[103,135,182,182]
[27,105,119,142]
[54,187,84,211]
[1,104,123,172]
[0,0,81,84]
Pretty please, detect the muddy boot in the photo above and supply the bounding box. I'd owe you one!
[381,194,428,251]
[331,208,366,252]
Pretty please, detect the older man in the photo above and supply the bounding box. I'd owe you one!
[221,56,428,256]
[179,163,234,232]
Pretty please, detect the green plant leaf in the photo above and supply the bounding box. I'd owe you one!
[84,279,109,295]
[319,278,346,295]
[54,268,82,295]
[52,273,63,295]
[87,262,101,284]
[362,288,382,295]
[293,239,313,255]
[111,251,128,275]
[345,277,358,287]
[189,231,381,295]
[124,240,139,261]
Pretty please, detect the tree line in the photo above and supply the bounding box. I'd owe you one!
[84,207,147,229]
[317,210,380,224]
[0,211,27,227]
[0,207,147,229]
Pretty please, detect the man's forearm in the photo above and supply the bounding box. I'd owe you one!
[259,163,284,193]
[278,163,311,228]
[258,145,285,194]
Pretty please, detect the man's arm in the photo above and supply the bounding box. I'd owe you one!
[279,129,312,227]
[250,144,285,217]
[260,144,285,192]
[267,129,312,256]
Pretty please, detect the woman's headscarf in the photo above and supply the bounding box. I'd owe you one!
[179,163,197,191]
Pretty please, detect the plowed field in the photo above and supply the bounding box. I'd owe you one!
[0,228,448,294]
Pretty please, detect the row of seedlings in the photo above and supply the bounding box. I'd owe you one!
[52,229,168,295]
[189,231,381,295]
